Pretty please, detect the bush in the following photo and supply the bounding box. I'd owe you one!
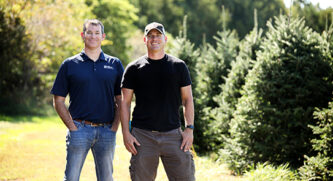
[222,15,333,173]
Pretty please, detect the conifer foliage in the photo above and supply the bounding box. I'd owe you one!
[208,25,263,152]
[194,29,239,152]
[299,100,333,181]
[221,15,333,173]
[298,25,333,181]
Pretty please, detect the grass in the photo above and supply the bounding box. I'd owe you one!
[245,163,299,181]
[0,115,245,181]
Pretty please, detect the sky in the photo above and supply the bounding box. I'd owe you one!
[284,0,333,9]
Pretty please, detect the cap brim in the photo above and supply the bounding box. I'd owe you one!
[145,28,164,36]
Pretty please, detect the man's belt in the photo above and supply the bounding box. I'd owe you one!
[76,119,111,127]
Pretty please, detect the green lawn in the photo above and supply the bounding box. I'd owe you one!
[0,115,245,181]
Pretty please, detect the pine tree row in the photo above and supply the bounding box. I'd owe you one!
[169,15,333,180]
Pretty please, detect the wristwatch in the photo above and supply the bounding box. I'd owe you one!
[186,124,194,130]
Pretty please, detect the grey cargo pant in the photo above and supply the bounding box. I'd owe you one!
[129,127,195,181]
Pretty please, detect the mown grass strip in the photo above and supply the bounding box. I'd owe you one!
[0,115,244,181]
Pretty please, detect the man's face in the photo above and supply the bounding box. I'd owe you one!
[81,24,105,49]
[144,29,167,52]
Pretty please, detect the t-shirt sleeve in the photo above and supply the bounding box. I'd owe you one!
[121,64,136,90]
[50,61,69,97]
[180,62,192,87]
[114,60,124,95]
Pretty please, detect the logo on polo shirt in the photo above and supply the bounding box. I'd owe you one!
[104,65,114,70]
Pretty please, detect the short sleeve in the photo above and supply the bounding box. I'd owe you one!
[180,62,192,87]
[50,61,69,97]
[114,60,124,95]
[121,64,136,90]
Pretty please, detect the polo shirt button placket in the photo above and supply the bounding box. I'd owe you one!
[94,62,96,71]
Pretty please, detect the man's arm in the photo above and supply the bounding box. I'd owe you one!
[111,95,121,132]
[180,85,194,152]
[120,88,140,155]
[53,95,77,131]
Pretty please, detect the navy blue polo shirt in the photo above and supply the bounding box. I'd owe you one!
[51,50,124,123]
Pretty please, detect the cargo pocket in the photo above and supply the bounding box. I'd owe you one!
[129,155,136,180]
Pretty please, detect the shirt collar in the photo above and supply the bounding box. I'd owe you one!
[79,49,106,62]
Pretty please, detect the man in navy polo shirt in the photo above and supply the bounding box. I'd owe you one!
[51,19,123,181]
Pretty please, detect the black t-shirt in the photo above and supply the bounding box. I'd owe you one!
[121,54,192,131]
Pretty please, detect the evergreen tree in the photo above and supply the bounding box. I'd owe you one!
[299,21,333,181]
[222,15,333,174]
[208,15,263,152]
[196,30,239,108]
[195,28,239,152]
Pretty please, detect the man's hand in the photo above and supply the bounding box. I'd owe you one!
[111,122,119,132]
[69,125,78,131]
[180,128,194,152]
[111,126,118,132]
[123,131,141,155]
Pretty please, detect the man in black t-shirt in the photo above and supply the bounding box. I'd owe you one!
[120,22,195,181]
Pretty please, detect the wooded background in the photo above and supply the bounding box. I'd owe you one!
[1,0,332,180]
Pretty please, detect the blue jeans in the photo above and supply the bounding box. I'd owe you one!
[64,120,116,181]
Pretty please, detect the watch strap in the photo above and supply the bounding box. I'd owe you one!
[186,124,194,130]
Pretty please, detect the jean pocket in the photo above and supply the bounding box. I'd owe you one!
[109,128,116,133]
[105,124,116,133]
[72,120,83,131]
